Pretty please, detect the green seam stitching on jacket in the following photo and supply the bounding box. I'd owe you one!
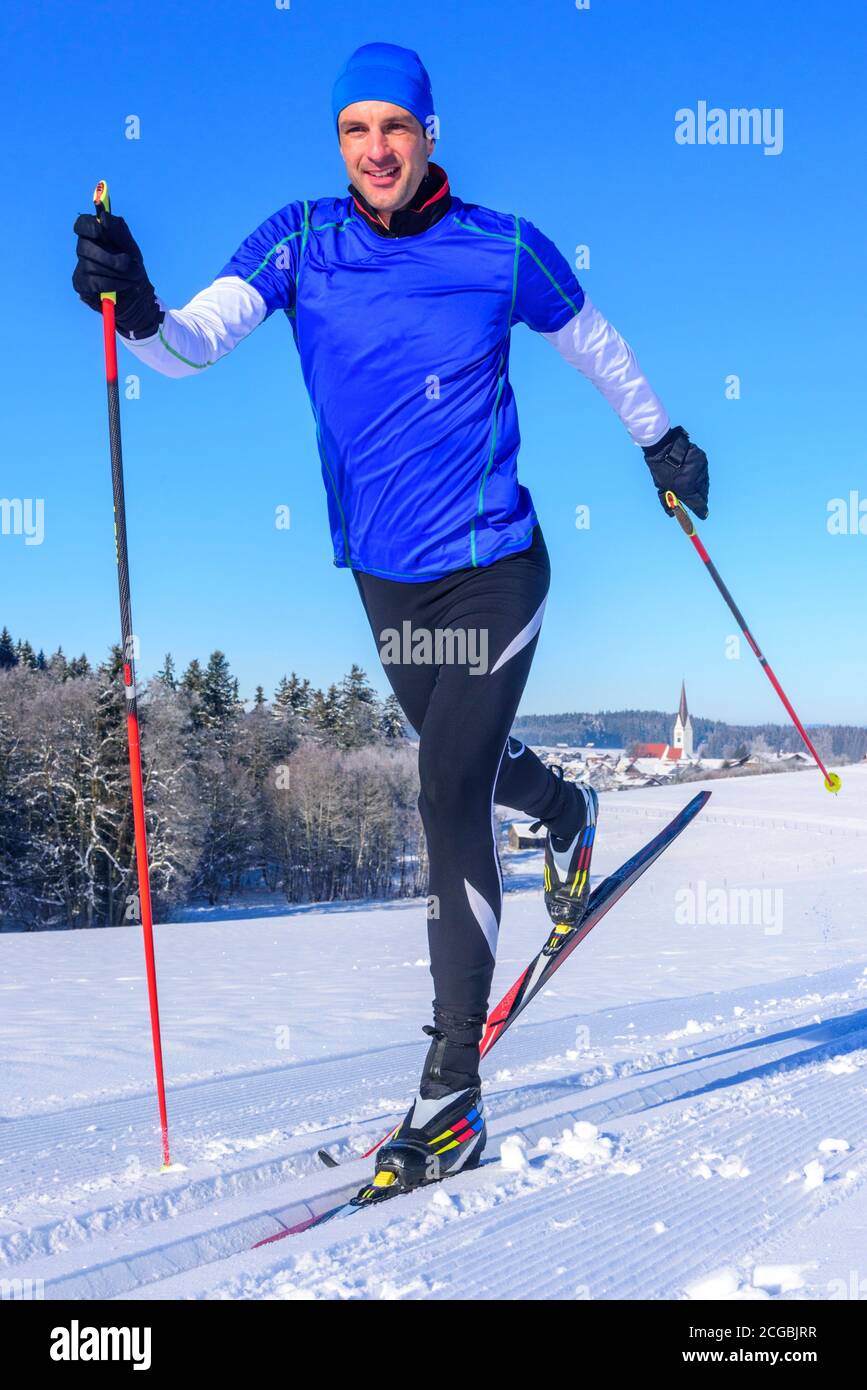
[519,240,581,316]
[315,414,351,564]
[469,216,520,566]
[470,520,538,574]
[244,232,301,285]
[478,371,506,518]
[508,213,521,326]
[454,216,581,316]
[243,212,355,286]
[157,326,213,369]
[470,368,507,567]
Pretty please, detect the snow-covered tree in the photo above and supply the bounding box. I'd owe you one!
[380,692,407,741]
[139,678,207,913]
[180,658,205,727]
[47,647,68,680]
[274,672,311,718]
[336,665,379,748]
[0,639,426,926]
[200,651,240,734]
[308,684,342,742]
[15,639,37,669]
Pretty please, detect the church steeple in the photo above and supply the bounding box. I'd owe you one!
[673,680,694,758]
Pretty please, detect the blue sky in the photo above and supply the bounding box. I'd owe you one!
[1,0,864,724]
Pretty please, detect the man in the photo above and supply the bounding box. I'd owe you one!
[73,43,709,1201]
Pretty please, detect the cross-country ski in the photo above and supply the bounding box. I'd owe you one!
[258,791,710,1242]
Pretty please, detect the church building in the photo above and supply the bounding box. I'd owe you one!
[635,681,695,763]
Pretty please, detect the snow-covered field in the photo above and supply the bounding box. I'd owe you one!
[2,767,866,1301]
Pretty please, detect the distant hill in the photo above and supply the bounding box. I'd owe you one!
[512,709,867,762]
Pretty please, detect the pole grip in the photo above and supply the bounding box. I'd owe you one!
[664,490,695,537]
[93,179,117,304]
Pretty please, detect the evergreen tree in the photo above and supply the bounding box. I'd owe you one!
[156,652,178,690]
[200,651,239,732]
[15,639,37,669]
[67,653,91,679]
[381,692,406,741]
[0,627,17,670]
[308,684,343,742]
[47,647,68,680]
[180,658,206,727]
[334,665,378,748]
[35,649,47,671]
[254,685,266,707]
[274,672,311,717]
[181,658,204,695]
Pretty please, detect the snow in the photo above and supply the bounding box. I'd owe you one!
[2,766,867,1301]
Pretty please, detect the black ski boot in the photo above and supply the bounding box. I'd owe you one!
[352,1014,487,1206]
[532,771,599,931]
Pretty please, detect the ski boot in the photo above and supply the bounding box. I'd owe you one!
[351,1016,487,1207]
[532,771,599,932]
[352,1086,486,1206]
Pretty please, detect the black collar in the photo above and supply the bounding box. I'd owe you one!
[349,162,452,239]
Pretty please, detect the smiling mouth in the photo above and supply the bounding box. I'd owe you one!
[363,166,400,187]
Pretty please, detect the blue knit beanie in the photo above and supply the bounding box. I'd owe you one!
[332,43,434,132]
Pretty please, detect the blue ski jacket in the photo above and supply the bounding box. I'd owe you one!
[122,167,669,580]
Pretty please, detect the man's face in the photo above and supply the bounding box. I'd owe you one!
[338,101,434,218]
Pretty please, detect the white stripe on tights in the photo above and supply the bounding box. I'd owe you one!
[489,596,547,674]
[463,878,499,961]
[491,739,506,902]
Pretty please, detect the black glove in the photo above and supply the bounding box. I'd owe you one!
[642,425,709,520]
[72,211,163,339]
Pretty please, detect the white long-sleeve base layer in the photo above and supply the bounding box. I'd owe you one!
[541,296,669,447]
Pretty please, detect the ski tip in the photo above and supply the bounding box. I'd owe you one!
[317,1148,340,1169]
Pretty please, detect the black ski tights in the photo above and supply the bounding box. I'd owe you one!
[354,526,579,1074]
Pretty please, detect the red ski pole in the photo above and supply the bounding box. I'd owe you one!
[664,489,841,794]
[93,178,173,1167]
